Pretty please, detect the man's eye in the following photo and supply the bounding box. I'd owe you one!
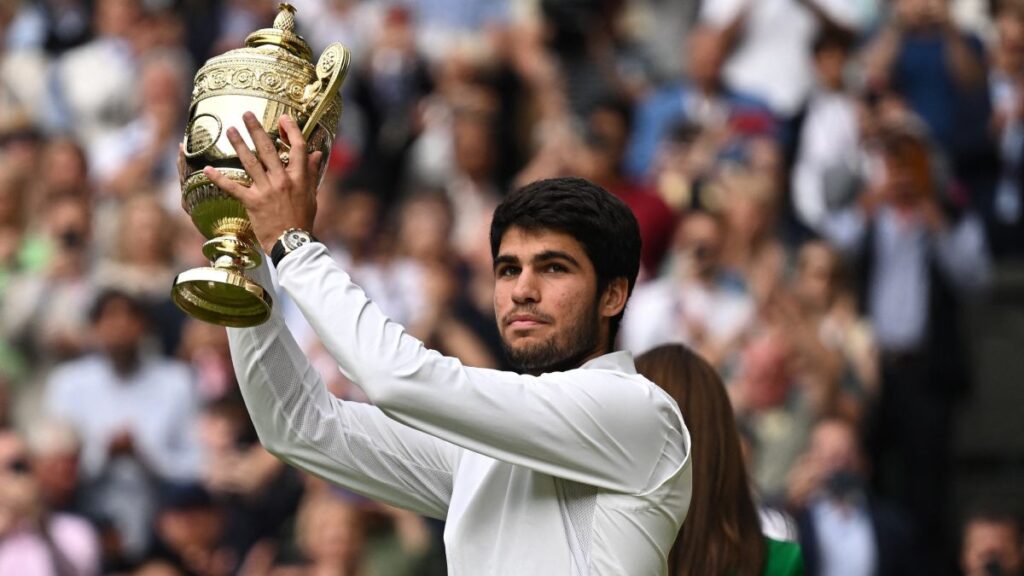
[544,263,568,273]
[498,266,520,277]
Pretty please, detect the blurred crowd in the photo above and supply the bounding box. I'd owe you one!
[1,0,1023,574]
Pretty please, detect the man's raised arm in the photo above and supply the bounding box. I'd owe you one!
[227,261,462,519]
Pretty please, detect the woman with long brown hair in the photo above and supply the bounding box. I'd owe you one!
[635,343,803,575]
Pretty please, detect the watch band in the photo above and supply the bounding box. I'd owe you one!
[269,238,288,268]
[270,228,318,268]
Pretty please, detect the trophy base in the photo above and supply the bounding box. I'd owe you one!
[171,267,273,327]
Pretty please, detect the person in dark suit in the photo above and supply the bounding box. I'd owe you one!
[820,124,991,564]
[787,417,920,576]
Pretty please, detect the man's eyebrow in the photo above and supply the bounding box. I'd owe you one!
[533,250,581,268]
[493,254,520,270]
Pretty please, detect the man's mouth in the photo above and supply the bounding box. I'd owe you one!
[505,313,551,329]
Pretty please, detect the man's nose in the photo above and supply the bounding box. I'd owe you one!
[511,269,540,304]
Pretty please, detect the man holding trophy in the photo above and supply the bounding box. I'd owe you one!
[175,4,691,574]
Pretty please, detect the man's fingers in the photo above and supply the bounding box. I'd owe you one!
[279,114,308,170]
[226,126,270,190]
[204,166,252,203]
[242,112,284,177]
[306,150,323,187]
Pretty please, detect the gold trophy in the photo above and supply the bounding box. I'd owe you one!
[172,3,350,327]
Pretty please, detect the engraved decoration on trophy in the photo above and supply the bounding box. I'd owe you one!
[171,3,350,327]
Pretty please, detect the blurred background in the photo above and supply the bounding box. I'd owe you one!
[1,0,1024,574]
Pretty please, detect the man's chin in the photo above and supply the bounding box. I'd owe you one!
[502,341,593,376]
[503,341,554,375]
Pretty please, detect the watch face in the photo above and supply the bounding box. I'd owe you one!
[283,230,312,251]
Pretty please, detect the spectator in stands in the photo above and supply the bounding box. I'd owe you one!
[960,506,1024,576]
[573,96,678,278]
[716,158,789,307]
[140,482,235,576]
[2,194,97,370]
[197,394,304,567]
[700,0,875,118]
[626,25,773,180]
[0,428,101,576]
[26,418,87,516]
[95,194,184,354]
[90,49,192,207]
[987,2,1024,256]
[863,0,993,179]
[275,488,368,576]
[50,0,147,148]
[395,190,506,368]
[349,5,433,205]
[537,0,654,116]
[45,289,202,563]
[821,124,991,554]
[789,240,879,421]
[786,417,919,575]
[730,330,802,468]
[622,208,754,367]
[791,26,862,233]
[35,136,92,205]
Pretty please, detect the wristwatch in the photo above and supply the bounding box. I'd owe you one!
[270,228,319,267]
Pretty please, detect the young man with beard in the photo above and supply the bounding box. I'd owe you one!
[206,112,692,575]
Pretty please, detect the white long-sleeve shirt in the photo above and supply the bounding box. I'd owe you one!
[228,243,692,575]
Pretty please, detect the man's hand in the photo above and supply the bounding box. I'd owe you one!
[204,112,324,254]
[785,453,828,509]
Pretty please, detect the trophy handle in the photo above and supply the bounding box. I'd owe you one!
[302,43,351,140]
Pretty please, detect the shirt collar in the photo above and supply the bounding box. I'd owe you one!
[580,350,637,374]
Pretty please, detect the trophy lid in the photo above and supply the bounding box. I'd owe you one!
[244,3,313,62]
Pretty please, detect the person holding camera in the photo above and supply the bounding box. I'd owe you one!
[820,123,991,560]
[961,507,1024,576]
[786,417,920,576]
[1,194,96,369]
[622,207,755,368]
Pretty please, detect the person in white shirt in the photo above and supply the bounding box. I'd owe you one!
[45,289,203,561]
[199,112,692,575]
[791,27,863,233]
[700,0,876,118]
[622,209,755,368]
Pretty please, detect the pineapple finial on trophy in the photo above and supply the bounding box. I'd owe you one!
[274,3,297,32]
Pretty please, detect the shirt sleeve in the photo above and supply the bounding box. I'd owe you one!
[699,0,746,26]
[931,212,992,293]
[228,261,463,520]
[820,205,868,258]
[275,243,688,495]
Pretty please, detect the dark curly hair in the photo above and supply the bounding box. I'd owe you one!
[489,177,641,346]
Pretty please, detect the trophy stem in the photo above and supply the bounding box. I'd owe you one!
[203,217,262,271]
[171,216,273,327]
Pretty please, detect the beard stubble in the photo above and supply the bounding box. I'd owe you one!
[501,301,602,376]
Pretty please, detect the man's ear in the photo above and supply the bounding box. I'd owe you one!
[599,277,629,319]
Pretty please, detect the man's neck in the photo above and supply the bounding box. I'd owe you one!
[106,349,142,379]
